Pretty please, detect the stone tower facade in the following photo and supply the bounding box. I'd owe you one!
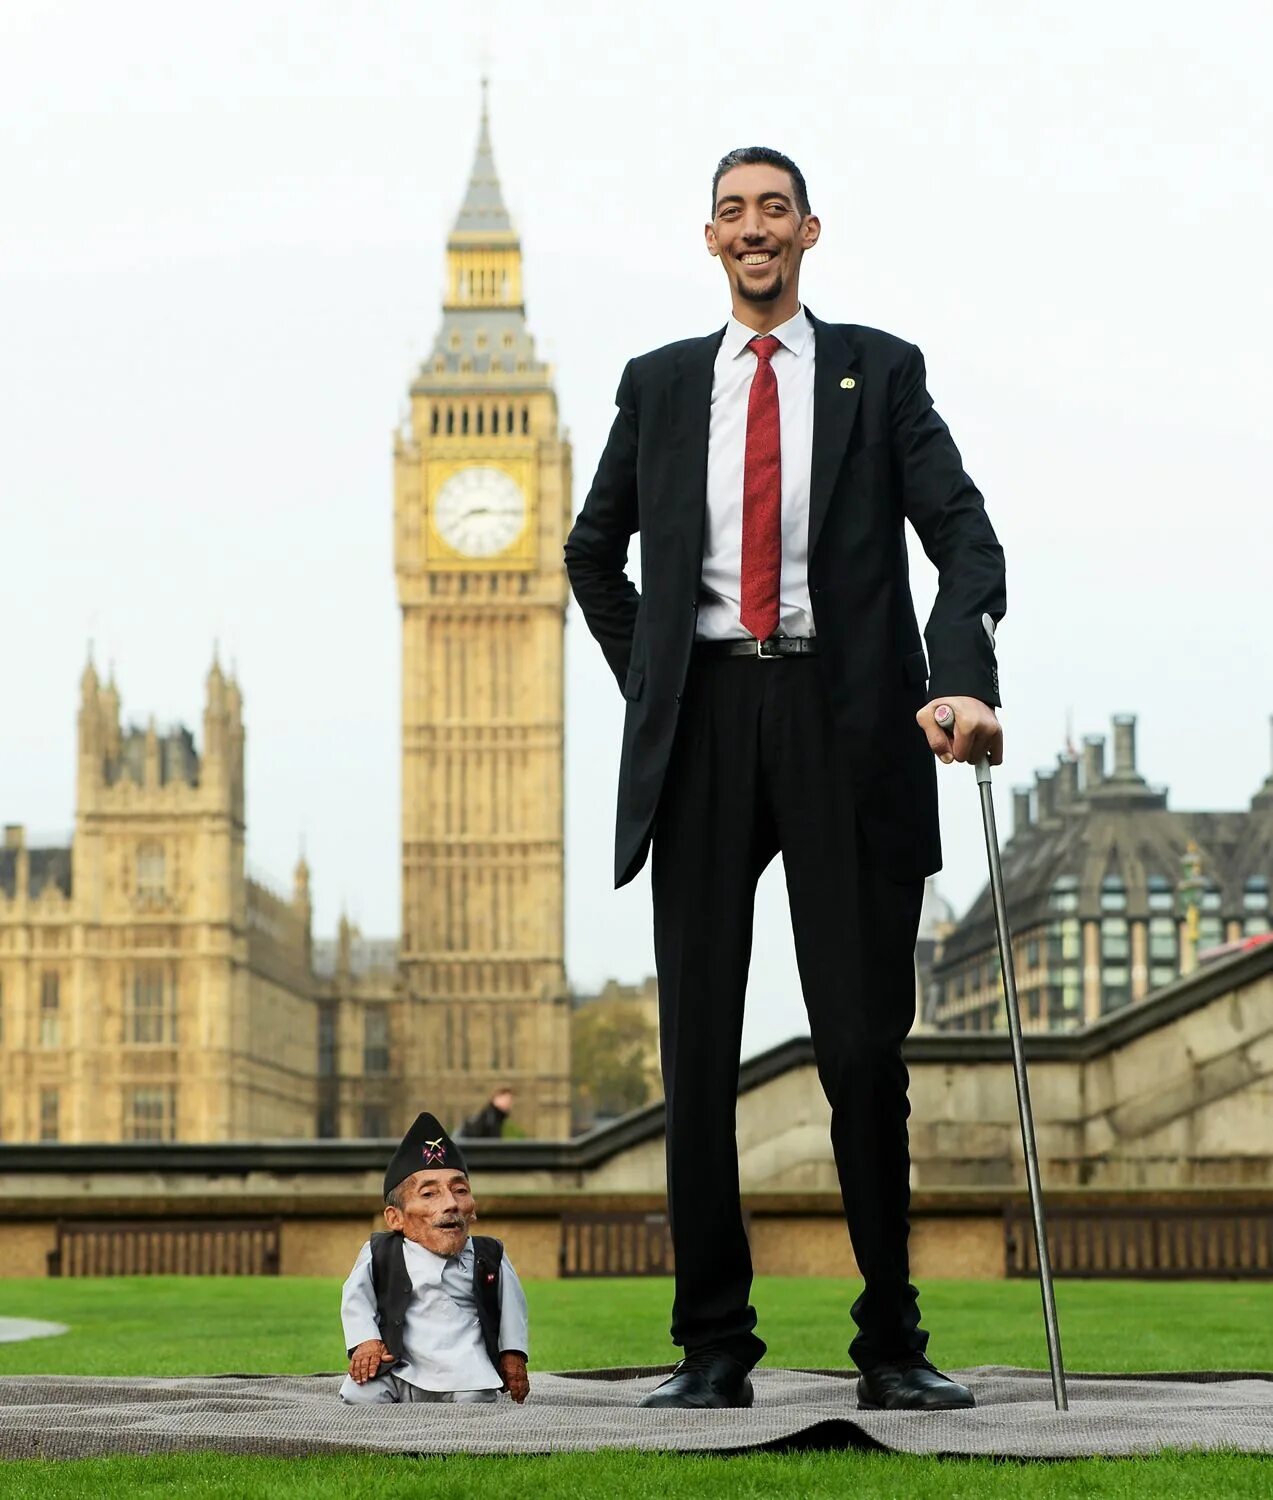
[393,89,572,1137]
[0,658,317,1142]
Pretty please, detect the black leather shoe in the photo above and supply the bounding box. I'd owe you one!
[857,1360,975,1411]
[637,1351,755,1409]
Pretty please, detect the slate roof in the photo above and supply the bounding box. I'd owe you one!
[312,935,399,979]
[940,803,1273,967]
[0,845,72,899]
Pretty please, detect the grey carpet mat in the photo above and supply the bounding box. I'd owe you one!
[1,1367,1271,1460]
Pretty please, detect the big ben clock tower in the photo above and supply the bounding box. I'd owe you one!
[394,85,572,1137]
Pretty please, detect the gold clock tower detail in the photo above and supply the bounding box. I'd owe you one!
[394,87,572,1137]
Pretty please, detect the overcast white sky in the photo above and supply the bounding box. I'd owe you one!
[3,2,1270,1059]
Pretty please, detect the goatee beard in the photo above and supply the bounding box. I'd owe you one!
[738,272,783,303]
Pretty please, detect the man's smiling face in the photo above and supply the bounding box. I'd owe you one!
[705,163,820,307]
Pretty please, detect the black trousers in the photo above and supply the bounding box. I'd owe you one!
[651,653,928,1372]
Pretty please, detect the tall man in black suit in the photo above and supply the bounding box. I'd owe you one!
[565,147,1006,1412]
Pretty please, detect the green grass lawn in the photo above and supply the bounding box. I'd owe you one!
[0,1276,1269,1497]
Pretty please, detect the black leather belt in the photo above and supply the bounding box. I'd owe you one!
[693,637,819,659]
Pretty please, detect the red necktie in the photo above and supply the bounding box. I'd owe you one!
[740,334,782,642]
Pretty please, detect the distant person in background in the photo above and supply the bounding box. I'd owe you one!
[460,1086,515,1139]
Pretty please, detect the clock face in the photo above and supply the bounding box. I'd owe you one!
[433,466,526,558]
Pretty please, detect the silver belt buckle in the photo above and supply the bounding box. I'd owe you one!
[756,637,778,659]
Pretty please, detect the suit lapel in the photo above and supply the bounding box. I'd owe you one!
[807,313,862,559]
[669,329,725,563]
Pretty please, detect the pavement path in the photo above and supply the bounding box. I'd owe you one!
[0,1317,68,1343]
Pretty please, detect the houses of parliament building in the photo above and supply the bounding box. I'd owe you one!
[0,93,574,1143]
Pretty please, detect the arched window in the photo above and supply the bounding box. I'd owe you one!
[1100,875,1130,1012]
[1046,876,1081,1022]
[128,964,176,1044]
[461,408,470,435]
[1049,875,1079,914]
[1243,876,1270,935]
[1147,874,1178,989]
[445,408,454,435]
[520,406,529,435]
[430,406,439,436]
[1198,882,1224,951]
[491,406,500,435]
[136,843,166,899]
[39,972,60,1048]
[363,1008,389,1075]
[476,407,484,435]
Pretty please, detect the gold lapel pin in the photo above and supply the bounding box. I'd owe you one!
[840,377,856,390]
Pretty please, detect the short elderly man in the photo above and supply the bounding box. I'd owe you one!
[339,1111,530,1405]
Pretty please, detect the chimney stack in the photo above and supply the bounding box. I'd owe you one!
[1083,734,1106,792]
[1056,754,1080,807]
[1111,714,1141,781]
[1035,768,1057,823]
[1012,786,1033,836]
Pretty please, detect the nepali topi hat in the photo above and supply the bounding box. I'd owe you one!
[383,1111,470,1199]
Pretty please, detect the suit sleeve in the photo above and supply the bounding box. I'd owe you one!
[891,344,1006,706]
[340,1240,382,1355]
[563,361,642,690]
[497,1255,530,1360]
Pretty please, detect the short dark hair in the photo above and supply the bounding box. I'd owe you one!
[712,147,810,217]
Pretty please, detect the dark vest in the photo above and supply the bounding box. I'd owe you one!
[363,1231,504,1373]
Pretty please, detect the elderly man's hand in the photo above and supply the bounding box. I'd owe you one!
[499,1351,530,1404]
[916,696,1003,767]
[349,1339,395,1384]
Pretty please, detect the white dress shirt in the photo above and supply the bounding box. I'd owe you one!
[697,305,816,641]
[339,1235,529,1394]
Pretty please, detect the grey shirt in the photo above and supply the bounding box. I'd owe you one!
[340,1236,529,1393]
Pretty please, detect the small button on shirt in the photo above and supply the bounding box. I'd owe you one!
[340,1236,530,1394]
[697,305,816,641]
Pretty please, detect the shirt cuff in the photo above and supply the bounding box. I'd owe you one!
[343,1320,384,1354]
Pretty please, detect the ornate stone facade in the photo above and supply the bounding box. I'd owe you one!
[0,660,316,1142]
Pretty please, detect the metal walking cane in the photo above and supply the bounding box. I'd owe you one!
[935,616,1069,1411]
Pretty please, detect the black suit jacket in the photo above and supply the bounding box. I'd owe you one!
[564,312,1006,889]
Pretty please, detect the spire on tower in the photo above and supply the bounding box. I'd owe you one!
[206,645,228,717]
[293,840,312,909]
[451,78,514,241]
[80,644,99,702]
[423,80,541,373]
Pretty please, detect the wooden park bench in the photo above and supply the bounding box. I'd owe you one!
[558,1209,753,1277]
[1004,1203,1273,1279]
[47,1219,282,1277]
[559,1210,674,1277]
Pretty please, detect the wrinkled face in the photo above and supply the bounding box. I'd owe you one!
[384,1168,477,1256]
[704,163,820,306]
